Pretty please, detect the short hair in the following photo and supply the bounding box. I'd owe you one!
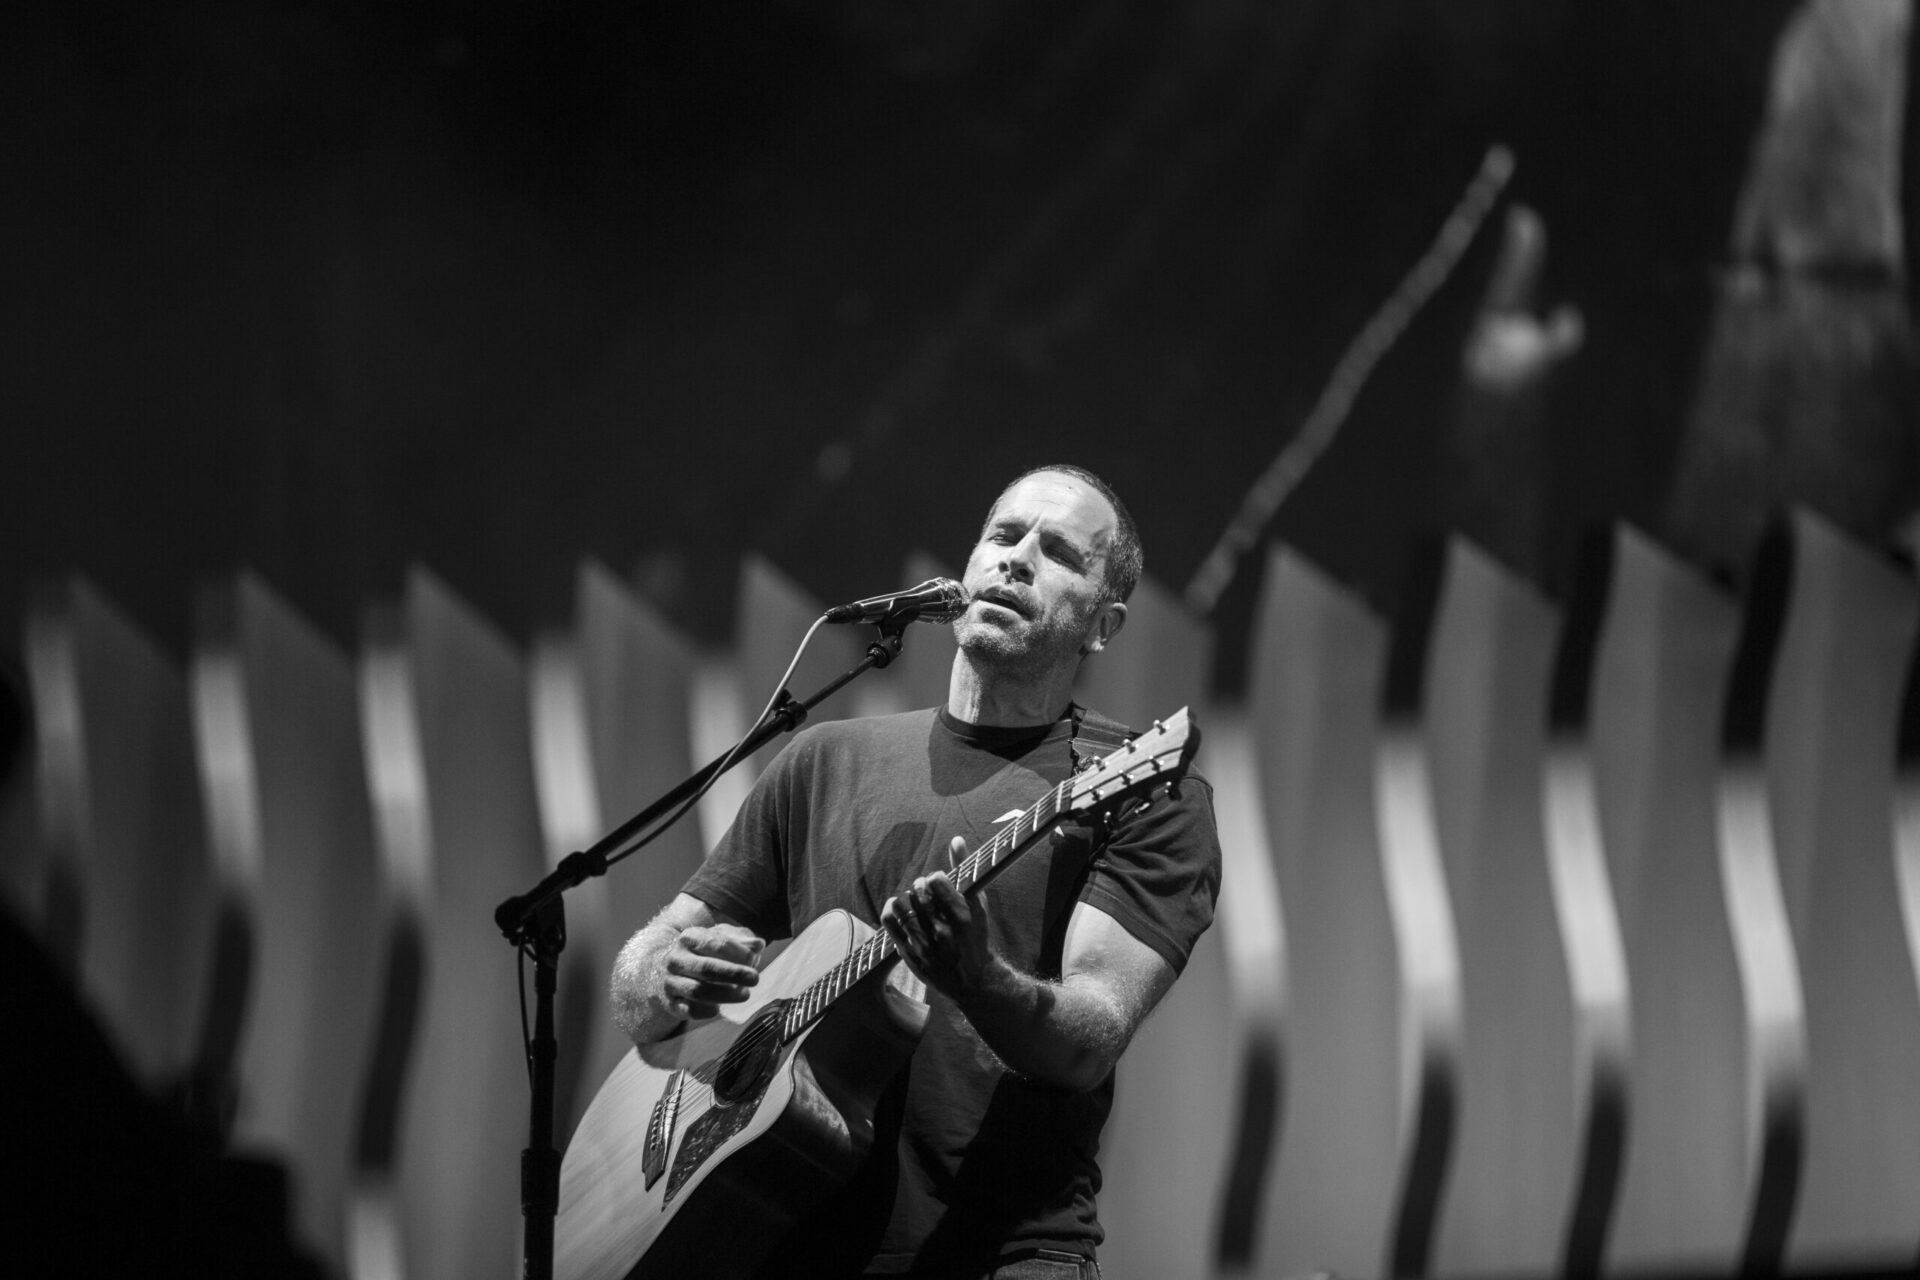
[989,463,1143,605]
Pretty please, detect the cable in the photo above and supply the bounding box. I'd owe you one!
[602,613,832,870]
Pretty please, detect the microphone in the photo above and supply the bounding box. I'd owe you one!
[822,577,969,626]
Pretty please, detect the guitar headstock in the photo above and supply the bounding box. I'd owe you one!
[1066,706,1199,820]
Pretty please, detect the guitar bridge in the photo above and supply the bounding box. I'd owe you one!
[642,1068,686,1191]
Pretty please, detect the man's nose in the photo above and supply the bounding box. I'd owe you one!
[999,535,1039,581]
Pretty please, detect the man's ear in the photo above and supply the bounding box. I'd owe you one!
[1083,601,1128,655]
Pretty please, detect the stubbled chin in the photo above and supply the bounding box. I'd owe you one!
[955,617,1026,656]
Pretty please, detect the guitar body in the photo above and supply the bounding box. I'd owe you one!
[556,910,929,1280]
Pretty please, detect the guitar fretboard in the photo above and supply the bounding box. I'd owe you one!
[776,775,1074,1042]
[767,705,1191,1045]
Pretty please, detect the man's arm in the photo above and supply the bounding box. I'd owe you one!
[610,892,766,1046]
[880,839,1177,1092]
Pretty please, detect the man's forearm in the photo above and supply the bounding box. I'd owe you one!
[610,923,684,1045]
[950,954,1131,1092]
[610,900,766,1045]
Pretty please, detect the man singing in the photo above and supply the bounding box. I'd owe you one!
[611,464,1222,1278]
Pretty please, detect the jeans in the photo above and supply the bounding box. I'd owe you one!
[987,1251,1100,1280]
[865,1250,1100,1280]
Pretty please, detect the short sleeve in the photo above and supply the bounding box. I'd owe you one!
[1078,772,1221,974]
[680,739,802,942]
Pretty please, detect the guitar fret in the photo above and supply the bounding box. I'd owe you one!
[759,713,1191,1061]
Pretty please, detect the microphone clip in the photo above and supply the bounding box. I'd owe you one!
[866,620,907,668]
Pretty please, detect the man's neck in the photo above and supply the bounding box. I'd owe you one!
[945,651,1078,728]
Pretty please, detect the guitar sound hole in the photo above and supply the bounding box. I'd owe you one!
[712,1002,785,1105]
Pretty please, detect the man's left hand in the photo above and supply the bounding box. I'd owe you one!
[880,837,989,997]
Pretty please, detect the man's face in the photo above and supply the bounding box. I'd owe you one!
[955,471,1119,669]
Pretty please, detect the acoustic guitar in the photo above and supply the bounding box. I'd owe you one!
[554,708,1199,1280]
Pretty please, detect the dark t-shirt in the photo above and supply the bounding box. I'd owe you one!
[683,705,1222,1274]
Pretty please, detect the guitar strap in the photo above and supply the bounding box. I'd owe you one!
[1067,701,1134,772]
[1065,702,1140,860]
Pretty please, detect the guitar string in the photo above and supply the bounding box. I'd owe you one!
[766,774,1074,1040]
[754,736,1175,1052]
[685,778,1066,1103]
[706,736,1176,1064]
[667,736,1180,1116]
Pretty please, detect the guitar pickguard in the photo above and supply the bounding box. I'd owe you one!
[665,1078,771,1204]
[664,999,791,1204]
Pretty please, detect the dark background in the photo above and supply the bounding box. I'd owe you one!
[5,0,1917,692]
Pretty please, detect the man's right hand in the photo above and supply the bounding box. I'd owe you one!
[662,922,765,1021]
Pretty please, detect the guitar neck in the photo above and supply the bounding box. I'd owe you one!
[777,775,1073,1042]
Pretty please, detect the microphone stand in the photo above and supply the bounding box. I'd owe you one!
[494,618,912,1280]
